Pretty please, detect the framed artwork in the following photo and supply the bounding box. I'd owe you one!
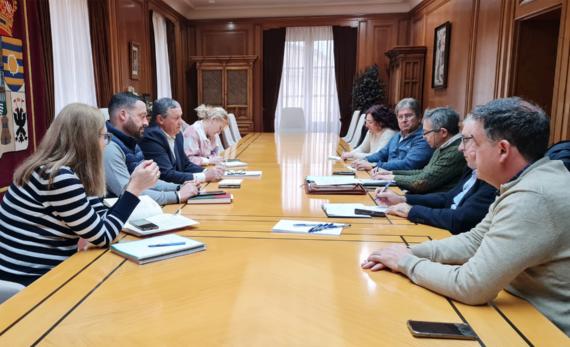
[432,21,451,89]
[129,41,140,80]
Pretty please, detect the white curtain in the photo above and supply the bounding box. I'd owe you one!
[152,12,172,98]
[275,26,341,134]
[49,0,97,115]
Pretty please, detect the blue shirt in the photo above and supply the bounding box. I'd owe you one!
[451,170,478,209]
[365,126,433,171]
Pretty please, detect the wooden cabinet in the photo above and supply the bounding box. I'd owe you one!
[191,55,257,134]
[385,46,426,109]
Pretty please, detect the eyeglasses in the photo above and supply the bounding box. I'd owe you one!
[100,133,113,145]
[460,135,475,147]
[423,129,441,136]
[397,113,416,121]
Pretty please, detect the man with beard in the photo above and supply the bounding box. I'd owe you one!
[104,92,199,204]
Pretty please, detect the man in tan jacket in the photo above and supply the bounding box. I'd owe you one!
[362,97,570,336]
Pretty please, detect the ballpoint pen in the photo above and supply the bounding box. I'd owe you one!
[147,242,186,248]
[375,182,391,204]
[379,181,391,194]
[293,223,351,227]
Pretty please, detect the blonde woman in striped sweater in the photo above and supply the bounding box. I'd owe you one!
[0,103,158,286]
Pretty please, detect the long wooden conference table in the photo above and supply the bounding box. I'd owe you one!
[0,133,567,346]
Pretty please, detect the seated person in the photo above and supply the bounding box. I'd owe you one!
[372,107,466,193]
[375,118,496,234]
[139,98,224,185]
[341,104,398,160]
[0,103,157,286]
[181,104,227,165]
[362,97,570,336]
[105,92,199,204]
[352,98,433,171]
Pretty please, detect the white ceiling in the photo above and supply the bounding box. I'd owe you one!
[165,0,423,20]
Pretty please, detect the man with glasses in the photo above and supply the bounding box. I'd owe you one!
[362,97,570,336]
[104,92,199,205]
[372,107,466,194]
[374,112,496,234]
[352,98,433,172]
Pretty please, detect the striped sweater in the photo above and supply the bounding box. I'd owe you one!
[0,167,139,286]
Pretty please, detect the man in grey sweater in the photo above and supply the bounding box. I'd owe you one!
[104,92,199,205]
[362,97,570,336]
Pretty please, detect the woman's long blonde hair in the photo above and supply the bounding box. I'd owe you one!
[14,103,106,196]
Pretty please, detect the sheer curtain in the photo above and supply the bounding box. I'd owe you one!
[152,12,172,98]
[275,26,341,133]
[49,0,97,115]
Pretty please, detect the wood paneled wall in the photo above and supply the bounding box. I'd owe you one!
[187,14,410,131]
[105,0,190,115]
[411,0,570,143]
[410,0,487,116]
[108,0,152,95]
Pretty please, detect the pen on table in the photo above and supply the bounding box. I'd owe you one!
[148,242,186,248]
[174,202,187,215]
[293,223,351,227]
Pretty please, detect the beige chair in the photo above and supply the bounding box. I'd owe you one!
[0,280,24,304]
[348,113,366,148]
[279,107,306,132]
[221,126,236,148]
[227,113,242,141]
[342,110,361,142]
[215,134,225,150]
[99,108,110,121]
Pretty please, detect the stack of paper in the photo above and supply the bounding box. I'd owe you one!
[271,220,347,236]
[187,192,233,204]
[111,234,206,264]
[220,160,248,168]
[223,170,263,178]
[358,179,395,187]
[306,176,360,186]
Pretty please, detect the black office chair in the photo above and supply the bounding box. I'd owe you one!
[546,140,570,171]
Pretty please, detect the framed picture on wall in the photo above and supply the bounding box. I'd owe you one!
[432,21,451,89]
[130,41,140,80]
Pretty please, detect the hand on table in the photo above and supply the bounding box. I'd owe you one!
[361,244,412,272]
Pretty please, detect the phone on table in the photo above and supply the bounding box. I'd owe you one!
[354,208,385,217]
[130,219,159,231]
[407,320,478,340]
[332,171,355,176]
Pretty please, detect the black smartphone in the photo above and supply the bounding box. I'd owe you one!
[130,219,159,231]
[407,320,478,340]
[332,171,355,176]
[354,208,385,217]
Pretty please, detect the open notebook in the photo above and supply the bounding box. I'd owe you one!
[104,195,199,237]
[111,234,206,264]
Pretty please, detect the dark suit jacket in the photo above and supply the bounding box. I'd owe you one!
[406,168,497,234]
[139,125,204,184]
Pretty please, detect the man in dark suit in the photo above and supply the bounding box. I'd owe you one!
[139,98,223,184]
[375,123,496,234]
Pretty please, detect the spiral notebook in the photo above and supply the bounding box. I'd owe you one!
[111,234,206,265]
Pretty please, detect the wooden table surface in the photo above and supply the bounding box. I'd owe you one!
[0,133,567,346]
